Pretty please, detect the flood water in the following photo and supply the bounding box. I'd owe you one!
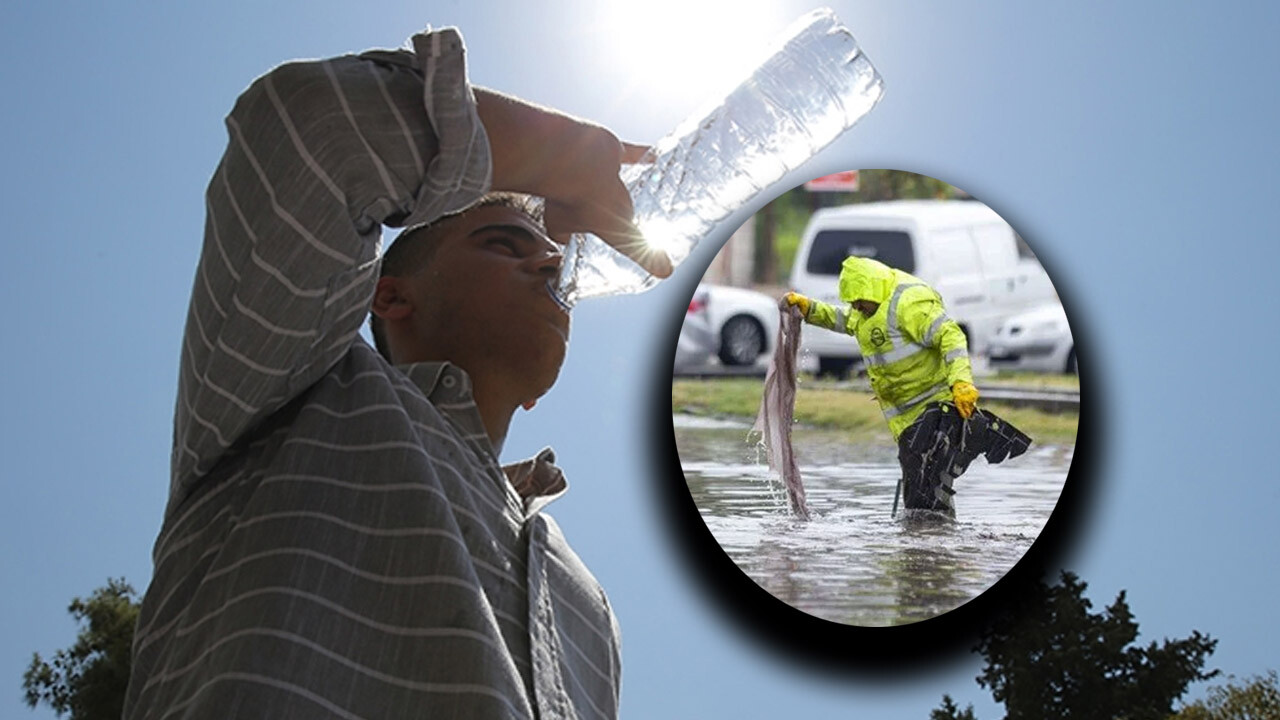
[674,414,1073,626]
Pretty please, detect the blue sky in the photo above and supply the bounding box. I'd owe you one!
[2,1,1277,718]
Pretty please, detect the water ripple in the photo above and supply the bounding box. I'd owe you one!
[676,419,1072,626]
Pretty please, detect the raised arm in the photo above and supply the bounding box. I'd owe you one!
[173,29,490,505]
[174,27,669,507]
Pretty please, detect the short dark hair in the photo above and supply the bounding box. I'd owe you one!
[369,192,545,361]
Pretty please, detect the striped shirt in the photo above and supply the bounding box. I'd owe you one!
[125,28,621,720]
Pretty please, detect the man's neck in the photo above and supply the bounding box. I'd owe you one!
[390,346,531,455]
[470,382,520,456]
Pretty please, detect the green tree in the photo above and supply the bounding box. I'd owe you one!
[1171,670,1280,720]
[930,694,978,720]
[970,571,1217,720]
[23,578,140,720]
[852,169,958,204]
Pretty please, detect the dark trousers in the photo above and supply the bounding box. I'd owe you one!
[895,402,1033,518]
[897,430,957,517]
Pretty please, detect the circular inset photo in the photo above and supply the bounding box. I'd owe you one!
[671,169,1079,627]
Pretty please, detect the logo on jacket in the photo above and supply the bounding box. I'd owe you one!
[870,328,887,346]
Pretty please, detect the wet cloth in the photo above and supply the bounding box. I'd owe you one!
[752,302,811,519]
[125,29,620,720]
[896,402,1032,516]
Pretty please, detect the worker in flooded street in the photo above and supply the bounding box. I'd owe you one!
[783,255,1028,517]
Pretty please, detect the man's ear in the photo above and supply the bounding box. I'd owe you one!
[371,276,414,321]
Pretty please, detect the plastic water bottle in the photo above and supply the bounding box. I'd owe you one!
[550,7,884,308]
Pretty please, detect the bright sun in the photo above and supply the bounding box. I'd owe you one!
[590,1,792,111]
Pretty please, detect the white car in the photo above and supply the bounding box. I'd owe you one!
[681,284,782,367]
[988,303,1076,374]
[674,303,715,370]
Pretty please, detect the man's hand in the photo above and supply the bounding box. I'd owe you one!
[952,381,979,419]
[783,292,811,317]
[474,88,671,278]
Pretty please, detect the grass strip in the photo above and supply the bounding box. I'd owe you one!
[671,377,1078,445]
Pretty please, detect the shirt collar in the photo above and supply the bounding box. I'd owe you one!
[396,360,568,516]
[398,360,493,446]
[502,447,569,518]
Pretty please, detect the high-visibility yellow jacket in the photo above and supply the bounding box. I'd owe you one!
[803,256,974,439]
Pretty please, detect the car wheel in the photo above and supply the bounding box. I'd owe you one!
[718,315,765,366]
[1065,347,1077,375]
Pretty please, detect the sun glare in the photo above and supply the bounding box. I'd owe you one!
[592,1,790,111]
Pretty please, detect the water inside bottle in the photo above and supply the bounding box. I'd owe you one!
[549,7,884,309]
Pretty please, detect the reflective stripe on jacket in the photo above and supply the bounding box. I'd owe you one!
[805,256,973,439]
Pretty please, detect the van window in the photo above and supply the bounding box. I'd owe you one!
[806,230,915,275]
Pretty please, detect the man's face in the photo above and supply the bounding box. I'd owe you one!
[399,205,570,401]
[852,300,880,318]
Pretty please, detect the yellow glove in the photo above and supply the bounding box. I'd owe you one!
[952,381,979,419]
[784,292,811,317]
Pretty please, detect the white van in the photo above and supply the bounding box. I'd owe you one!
[788,199,1055,376]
